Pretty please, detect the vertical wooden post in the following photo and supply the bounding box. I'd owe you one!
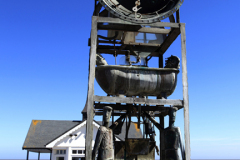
[159,115,165,160]
[38,152,40,160]
[50,152,52,160]
[85,16,98,160]
[26,150,29,160]
[180,23,190,160]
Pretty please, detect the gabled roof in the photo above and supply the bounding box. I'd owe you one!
[23,119,142,150]
[23,120,82,149]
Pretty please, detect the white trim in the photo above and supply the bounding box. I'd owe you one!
[46,120,120,148]
[46,120,100,148]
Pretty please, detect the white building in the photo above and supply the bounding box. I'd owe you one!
[23,119,142,160]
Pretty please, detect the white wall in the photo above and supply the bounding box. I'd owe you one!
[50,121,100,160]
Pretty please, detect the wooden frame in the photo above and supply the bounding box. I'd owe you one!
[85,16,190,160]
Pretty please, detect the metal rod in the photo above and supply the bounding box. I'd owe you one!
[38,152,40,160]
[26,150,29,160]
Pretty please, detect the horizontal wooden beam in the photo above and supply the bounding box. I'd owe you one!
[94,95,183,106]
[95,16,180,28]
[98,40,161,47]
[97,45,159,54]
[94,103,167,111]
[98,24,171,34]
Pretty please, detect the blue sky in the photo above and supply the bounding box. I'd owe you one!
[1,0,240,159]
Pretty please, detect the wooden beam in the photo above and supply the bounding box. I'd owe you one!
[85,16,98,160]
[149,27,180,57]
[98,40,162,47]
[176,9,180,23]
[98,24,171,34]
[97,45,159,54]
[94,96,183,106]
[94,103,170,111]
[96,16,180,28]
[160,115,165,160]
[97,49,130,55]
[180,23,190,160]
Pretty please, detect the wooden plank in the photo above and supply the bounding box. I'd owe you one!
[94,95,134,104]
[96,16,180,28]
[94,103,170,111]
[94,96,183,106]
[98,24,171,34]
[97,49,159,57]
[149,27,180,57]
[180,23,190,160]
[98,40,162,47]
[160,115,164,160]
[85,16,98,160]
[176,9,180,23]
[122,42,161,47]
[97,49,131,55]
[97,45,159,55]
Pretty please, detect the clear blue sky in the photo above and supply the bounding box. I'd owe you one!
[1,0,240,159]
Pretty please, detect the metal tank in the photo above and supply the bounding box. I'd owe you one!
[95,65,179,97]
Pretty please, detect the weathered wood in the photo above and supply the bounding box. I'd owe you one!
[97,49,159,57]
[96,16,180,28]
[123,42,161,47]
[85,16,98,160]
[160,115,165,160]
[94,96,183,106]
[176,10,180,23]
[93,2,102,16]
[97,45,159,54]
[98,39,162,47]
[149,27,180,57]
[180,23,190,160]
[94,103,174,111]
[169,15,175,23]
[98,24,171,34]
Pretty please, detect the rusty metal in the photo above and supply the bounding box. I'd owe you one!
[98,0,184,24]
[115,141,155,160]
[95,65,179,97]
[125,139,150,156]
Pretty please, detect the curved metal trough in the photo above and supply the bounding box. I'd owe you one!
[95,65,179,97]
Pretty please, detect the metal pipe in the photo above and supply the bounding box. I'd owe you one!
[26,150,29,160]
[38,152,40,160]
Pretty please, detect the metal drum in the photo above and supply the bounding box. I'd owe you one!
[95,65,179,97]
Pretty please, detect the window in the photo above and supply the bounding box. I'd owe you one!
[72,150,84,155]
[56,157,64,160]
[72,158,85,160]
[56,150,66,155]
[72,150,77,154]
